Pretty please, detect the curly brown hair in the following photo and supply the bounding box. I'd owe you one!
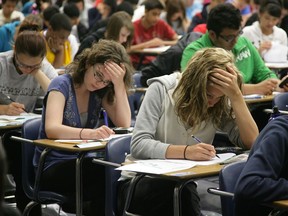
[67,39,134,104]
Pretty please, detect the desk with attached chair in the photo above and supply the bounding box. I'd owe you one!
[11,118,107,216]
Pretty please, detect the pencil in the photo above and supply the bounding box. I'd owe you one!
[191,135,220,159]
[6,95,29,113]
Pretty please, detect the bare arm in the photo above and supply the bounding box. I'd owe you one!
[210,66,259,148]
[102,61,131,127]
[52,49,65,69]
[31,69,52,92]
[45,91,114,140]
[0,103,25,115]
[47,36,65,69]
[166,143,216,161]
[242,79,279,95]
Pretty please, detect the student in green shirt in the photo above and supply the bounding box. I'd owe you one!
[181,3,288,95]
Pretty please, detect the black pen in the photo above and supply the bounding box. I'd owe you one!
[6,95,29,113]
[191,135,220,159]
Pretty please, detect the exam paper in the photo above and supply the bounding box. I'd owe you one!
[117,159,197,174]
[0,113,41,125]
[243,94,264,100]
[74,142,104,148]
[143,46,171,53]
[98,134,132,141]
[195,153,236,165]
[117,153,236,174]
[55,134,131,143]
[263,42,288,63]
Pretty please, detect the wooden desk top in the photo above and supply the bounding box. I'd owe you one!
[164,164,224,179]
[245,95,274,104]
[272,200,288,209]
[130,46,171,55]
[33,139,106,152]
[0,124,22,130]
[0,114,41,130]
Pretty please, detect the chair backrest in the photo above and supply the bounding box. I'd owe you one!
[272,93,288,111]
[21,118,42,199]
[104,135,131,216]
[21,118,70,210]
[219,161,246,216]
[129,73,144,126]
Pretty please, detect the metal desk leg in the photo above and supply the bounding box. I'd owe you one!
[76,153,85,216]
[174,181,182,216]
[174,179,197,216]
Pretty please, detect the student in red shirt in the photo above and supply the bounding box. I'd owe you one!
[130,0,178,69]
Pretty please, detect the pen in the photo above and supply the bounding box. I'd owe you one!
[102,109,109,126]
[6,95,29,113]
[191,135,220,159]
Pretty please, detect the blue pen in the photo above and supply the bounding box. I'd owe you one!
[191,135,220,158]
[102,109,109,126]
[191,135,202,143]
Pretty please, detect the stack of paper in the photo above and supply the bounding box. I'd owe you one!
[0,113,41,126]
[117,153,235,174]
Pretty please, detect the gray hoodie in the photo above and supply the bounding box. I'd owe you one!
[126,72,244,164]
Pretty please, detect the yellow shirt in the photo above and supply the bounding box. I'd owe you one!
[43,31,72,67]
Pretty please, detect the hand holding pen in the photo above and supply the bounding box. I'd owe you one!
[191,135,220,159]
[2,94,28,115]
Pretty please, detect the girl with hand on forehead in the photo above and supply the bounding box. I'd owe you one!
[34,39,133,215]
[117,47,258,216]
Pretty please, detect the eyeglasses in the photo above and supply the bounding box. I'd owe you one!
[93,65,111,86]
[14,55,42,71]
[218,30,243,43]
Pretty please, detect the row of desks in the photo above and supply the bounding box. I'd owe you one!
[0,92,286,215]
[30,138,288,214]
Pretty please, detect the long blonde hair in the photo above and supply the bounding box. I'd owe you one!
[173,47,242,128]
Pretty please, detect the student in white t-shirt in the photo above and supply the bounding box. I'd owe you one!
[242,0,287,60]
[0,0,24,26]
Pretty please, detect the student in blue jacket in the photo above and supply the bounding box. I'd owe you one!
[234,115,288,216]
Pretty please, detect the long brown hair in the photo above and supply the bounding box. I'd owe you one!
[173,47,242,128]
[67,39,134,104]
[105,11,134,48]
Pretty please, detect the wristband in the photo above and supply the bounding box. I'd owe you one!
[184,145,189,160]
[79,128,85,139]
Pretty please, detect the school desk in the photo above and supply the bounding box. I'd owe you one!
[129,46,171,70]
[33,139,107,216]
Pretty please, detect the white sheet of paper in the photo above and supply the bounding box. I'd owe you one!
[55,139,94,143]
[195,153,236,165]
[117,159,197,174]
[0,114,41,125]
[74,142,104,148]
[143,46,171,53]
[117,153,236,174]
[263,42,288,63]
[55,134,131,143]
[98,134,132,142]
